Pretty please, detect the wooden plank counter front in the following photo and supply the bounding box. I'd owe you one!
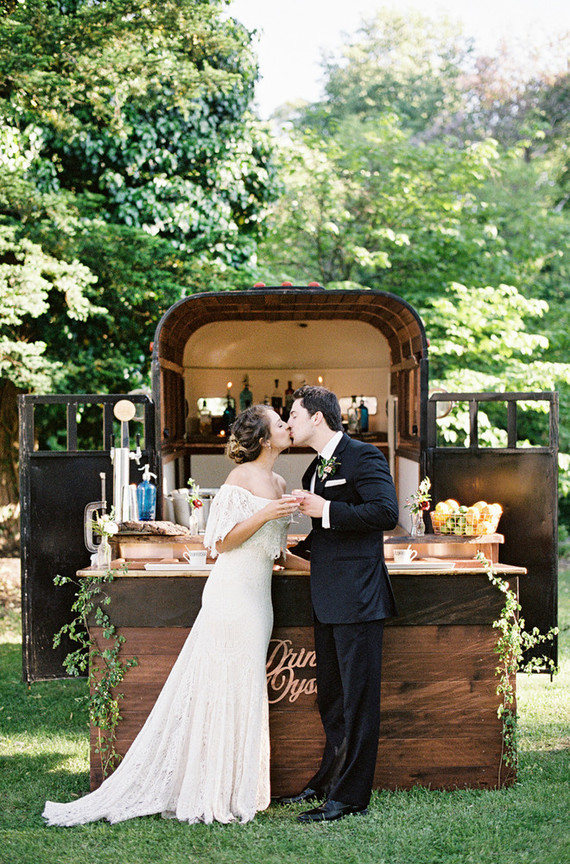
[82,559,524,793]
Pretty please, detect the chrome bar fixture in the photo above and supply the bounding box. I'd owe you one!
[111,400,141,522]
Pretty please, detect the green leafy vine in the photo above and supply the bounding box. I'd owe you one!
[53,568,138,777]
[476,553,558,786]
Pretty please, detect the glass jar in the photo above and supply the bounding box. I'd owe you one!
[347,395,359,433]
[96,536,112,570]
[410,511,425,536]
[188,509,199,536]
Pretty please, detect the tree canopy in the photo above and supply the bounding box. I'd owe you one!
[1,2,569,537]
[256,7,570,521]
[0,0,277,384]
[0,0,276,512]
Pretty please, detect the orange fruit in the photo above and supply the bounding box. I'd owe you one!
[478,505,493,519]
[478,520,494,535]
[472,500,488,511]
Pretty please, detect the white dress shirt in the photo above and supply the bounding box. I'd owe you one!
[310,431,343,529]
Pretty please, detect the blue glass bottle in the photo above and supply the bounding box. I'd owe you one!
[137,464,157,521]
[358,397,369,433]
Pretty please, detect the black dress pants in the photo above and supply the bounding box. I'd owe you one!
[307,616,385,807]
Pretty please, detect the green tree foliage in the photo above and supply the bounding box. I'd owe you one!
[457,39,570,151]
[257,7,570,521]
[0,0,276,520]
[0,135,100,507]
[259,117,511,294]
[0,0,276,395]
[1,0,276,263]
[300,8,471,136]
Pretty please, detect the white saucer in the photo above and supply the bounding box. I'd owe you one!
[387,560,456,571]
[143,563,213,571]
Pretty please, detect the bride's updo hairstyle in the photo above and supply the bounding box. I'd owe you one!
[226,405,272,464]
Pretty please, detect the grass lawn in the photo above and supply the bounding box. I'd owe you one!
[0,564,568,864]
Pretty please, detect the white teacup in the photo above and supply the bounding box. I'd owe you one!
[183,548,207,567]
[393,548,418,564]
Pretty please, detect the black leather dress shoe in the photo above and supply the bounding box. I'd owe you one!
[297,799,368,823]
[274,787,322,805]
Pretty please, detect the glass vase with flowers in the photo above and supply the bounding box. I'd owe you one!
[186,478,203,534]
[405,477,431,536]
[93,510,119,570]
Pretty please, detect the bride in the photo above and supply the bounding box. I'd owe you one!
[43,405,309,826]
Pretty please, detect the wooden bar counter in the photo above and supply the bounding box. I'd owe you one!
[82,543,525,793]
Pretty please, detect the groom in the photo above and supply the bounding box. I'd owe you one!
[283,385,398,823]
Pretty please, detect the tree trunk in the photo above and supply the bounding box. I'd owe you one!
[0,380,21,553]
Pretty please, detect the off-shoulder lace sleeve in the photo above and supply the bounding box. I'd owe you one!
[203,485,259,557]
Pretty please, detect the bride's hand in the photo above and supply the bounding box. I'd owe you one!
[262,495,300,522]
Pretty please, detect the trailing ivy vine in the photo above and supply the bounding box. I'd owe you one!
[476,553,558,786]
[53,569,138,777]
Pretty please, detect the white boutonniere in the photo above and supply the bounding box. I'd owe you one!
[317,455,341,480]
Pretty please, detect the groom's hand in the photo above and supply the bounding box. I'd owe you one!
[299,491,325,518]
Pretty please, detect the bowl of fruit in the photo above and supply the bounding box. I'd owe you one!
[430,499,503,536]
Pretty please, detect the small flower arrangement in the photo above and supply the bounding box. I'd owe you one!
[317,455,341,480]
[405,477,432,514]
[92,510,119,538]
[186,478,203,509]
[92,509,118,569]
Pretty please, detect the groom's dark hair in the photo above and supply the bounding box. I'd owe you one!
[293,385,343,432]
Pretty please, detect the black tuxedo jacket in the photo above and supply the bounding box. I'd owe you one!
[295,433,399,625]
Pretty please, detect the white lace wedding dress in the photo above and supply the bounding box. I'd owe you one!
[43,485,289,826]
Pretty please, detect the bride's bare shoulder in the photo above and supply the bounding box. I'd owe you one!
[223,465,254,490]
[274,473,287,494]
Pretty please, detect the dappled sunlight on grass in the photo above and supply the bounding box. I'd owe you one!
[517,566,569,756]
[0,609,21,644]
[0,565,567,863]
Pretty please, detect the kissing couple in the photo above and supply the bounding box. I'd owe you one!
[43,385,398,827]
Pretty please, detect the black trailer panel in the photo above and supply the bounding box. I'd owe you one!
[19,394,156,682]
[425,392,558,667]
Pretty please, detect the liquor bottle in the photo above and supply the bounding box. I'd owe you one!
[199,399,212,435]
[358,396,369,433]
[347,395,359,433]
[239,374,253,412]
[271,379,283,415]
[222,383,236,433]
[283,380,295,420]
